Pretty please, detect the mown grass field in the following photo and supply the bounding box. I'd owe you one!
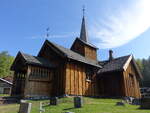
[0,97,149,113]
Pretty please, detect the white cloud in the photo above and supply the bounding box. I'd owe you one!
[91,0,150,49]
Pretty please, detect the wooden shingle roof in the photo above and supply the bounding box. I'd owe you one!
[71,38,98,50]
[20,52,55,68]
[98,55,142,78]
[98,55,131,73]
[42,40,101,68]
[11,52,55,70]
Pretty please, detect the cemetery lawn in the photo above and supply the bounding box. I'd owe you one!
[0,94,10,97]
[0,97,149,113]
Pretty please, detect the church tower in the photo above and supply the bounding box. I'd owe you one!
[71,8,98,60]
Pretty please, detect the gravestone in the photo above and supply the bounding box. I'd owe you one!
[50,97,58,105]
[132,98,141,105]
[39,102,45,113]
[141,98,150,109]
[74,96,83,108]
[19,102,32,113]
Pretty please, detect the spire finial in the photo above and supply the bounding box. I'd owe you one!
[82,5,85,17]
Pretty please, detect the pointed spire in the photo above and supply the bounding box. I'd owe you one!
[80,6,88,42]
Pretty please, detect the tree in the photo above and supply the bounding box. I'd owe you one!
[136,59,143,71]
[0,51,14,77]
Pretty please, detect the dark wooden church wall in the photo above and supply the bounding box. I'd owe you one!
[38,44,64,66]
[98,72,123,97]
[64,61,99,96]
[52,63,66,96]
[71,41,85,56]
[11,71,26,97]
[37,44,67,96]
[71,41,97,61]
[122,62,141,98]
[23,65,54,98]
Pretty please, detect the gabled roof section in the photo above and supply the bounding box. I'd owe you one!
[11,52,55,70]
[39,40,101,68]
[71,38,98,50]
[20,52,55,68]
[98,55,142,78]
[98,55,130,73]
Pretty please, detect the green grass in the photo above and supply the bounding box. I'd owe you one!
[0,104,19,113]
[0,94,10,97]
[0,97,150,113]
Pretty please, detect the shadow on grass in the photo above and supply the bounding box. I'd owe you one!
[137,107,150,110]
[63,107,76,110]
[43,104,50,108]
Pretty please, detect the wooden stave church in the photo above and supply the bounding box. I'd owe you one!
[11,15,142,99]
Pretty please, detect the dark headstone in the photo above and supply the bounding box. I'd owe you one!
[141,98,150,109]
[74,96,83,108]
[132,98,141,105]
[50,97,58,105]
[116,102,125,106]
[19,102,32,113]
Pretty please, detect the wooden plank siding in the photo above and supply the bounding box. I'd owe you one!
[23,65,55,98]
[84,45,97,60]
[122,62,141,98]
[64,62,99,96]
[71,39,97,61]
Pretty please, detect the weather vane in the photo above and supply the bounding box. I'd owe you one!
[46,27,50,38]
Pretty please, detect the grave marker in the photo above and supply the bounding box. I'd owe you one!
[19,102,32,113]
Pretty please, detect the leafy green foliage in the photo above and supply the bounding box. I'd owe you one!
[0,51,14,77]
[136,57,150,86]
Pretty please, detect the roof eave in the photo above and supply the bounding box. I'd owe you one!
[123,55,143,79]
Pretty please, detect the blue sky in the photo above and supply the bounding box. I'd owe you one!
[0,0,150,60]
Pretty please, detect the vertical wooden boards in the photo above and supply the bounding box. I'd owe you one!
[91,81,94,96]
[77,65,80,95]
[122,62,141,98]
[86,81,89,96]
[84,45,97,60]
[78,65,82,95]
[122,72,127,97]
[70,63,74,95]
[65,63,70,95]
[49,70,52,96]
[65,62,86,96]
[24,65,31,97]
[71,39,97,61]
[82,67,86,96]
[61,65,65,95]
[23,65,56,98]
[74,64,78,95]
[71,40,85,56]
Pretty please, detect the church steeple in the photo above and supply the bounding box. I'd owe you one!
[80,6,88,42]
[71,6,98,60]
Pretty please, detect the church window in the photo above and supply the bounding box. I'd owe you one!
[85,67,94,81]
[129,74,134,87]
